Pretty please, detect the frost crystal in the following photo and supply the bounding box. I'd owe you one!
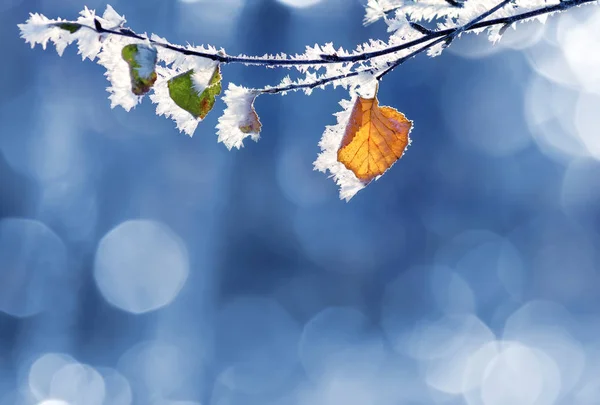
[216,84,261,150]
[314,97,368,202]
[97,37,154,111]
[18,5,126,61]
[149,58,219,136]
[18,13,75,56]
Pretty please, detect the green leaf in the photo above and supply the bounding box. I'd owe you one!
[121,44,158,96]
[57,22,81,34]
[168,66,222,120]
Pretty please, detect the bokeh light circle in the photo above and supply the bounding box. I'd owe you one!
[276,0,323,8]
[29,353,77,401]
[480,342,561,405]
[49,363,106,405]
[503,301,585,395]
[94,220,189,314]
[419,315,496,394]
[118,340,196,402]
[96,368,132,405]
[37,401,70,405]
[0,218,68,317]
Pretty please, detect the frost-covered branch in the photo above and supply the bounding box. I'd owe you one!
[259,0,593,93]
[36,0,597,69]
[18,0,599,201]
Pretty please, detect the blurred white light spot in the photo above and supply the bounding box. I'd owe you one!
[496,20,546,51]
[37,401,70,405]
[94,220,189,314]
[572,346,600,405]
[413,315,495,394]
[49,363,105,405]
[524,76,585,161]
[526,39,577,88]
[276,0,323,8]
[216,296,300,394]
[413,314,495,361]
[575,92,600,159]
[29,353,77,401]
[0,218,68,317]
[481,342,560,405]
[97,368,132,405]
[559,9,600,95]
[503,301,585,395]
[449,20,545,59]
[118,341,191,402]
[462,341,502,403]
[299,307,385,382]
[447,31,504,59]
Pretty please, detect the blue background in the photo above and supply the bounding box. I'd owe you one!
[1,0,600,404]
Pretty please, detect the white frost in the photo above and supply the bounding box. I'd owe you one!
[75,5,125,61]
[97,38,155,111]
[364,0,391,25]
[149,59,219,136]
[18,5,126,61]
[18,13,75,56]
[151,67,198,136]
[313,97,367,202]
[216,84,261,150]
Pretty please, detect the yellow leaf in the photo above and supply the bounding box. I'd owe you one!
[337,89,412,183]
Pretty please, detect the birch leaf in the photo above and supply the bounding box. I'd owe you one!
[168,66,222,120]
[314,86,413,201]
[337,89,412,183]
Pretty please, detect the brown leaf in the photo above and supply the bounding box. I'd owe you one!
[239,101,262,135]
[337,90,412,183]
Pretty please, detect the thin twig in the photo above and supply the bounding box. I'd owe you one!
[59,0,594,69]
[375,0,513,80]
[258,0,566,95]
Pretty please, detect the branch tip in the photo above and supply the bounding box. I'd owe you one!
[409,22,434,35]
[93,18,103,32]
